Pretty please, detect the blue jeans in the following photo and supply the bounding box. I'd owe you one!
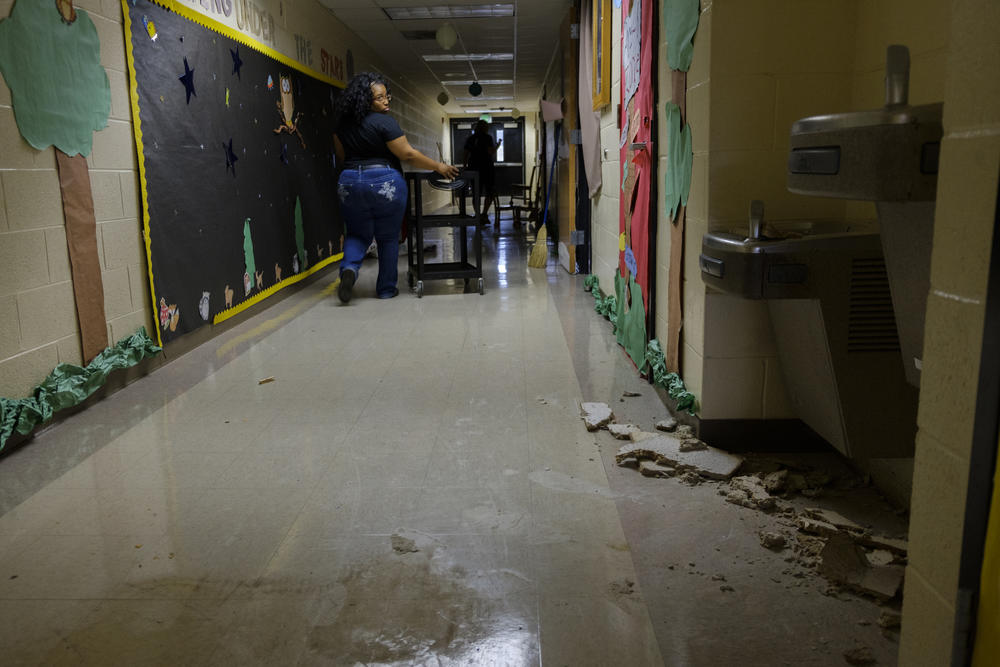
[337,165,407,298]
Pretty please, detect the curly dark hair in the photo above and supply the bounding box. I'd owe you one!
[335,72,388,126]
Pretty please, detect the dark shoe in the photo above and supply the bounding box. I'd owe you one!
[377,287,399,299]
[338,269,356,303]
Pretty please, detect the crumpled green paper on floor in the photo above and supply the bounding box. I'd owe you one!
[585,275,697,414]
[0,0,110,156]
[664,102,693,221]
[664,0,700,72]
[645,338,697,414]
[614,271,649,370]
[0,328,161,453]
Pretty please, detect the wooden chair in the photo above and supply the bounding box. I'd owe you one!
[508,165,538,227]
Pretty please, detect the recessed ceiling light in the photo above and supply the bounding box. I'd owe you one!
[442,80,513,86]
[422,53,513,62]
[383,4,514,20]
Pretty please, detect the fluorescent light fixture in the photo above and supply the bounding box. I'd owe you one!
[442,79,513,86]
[422,53,513,62]
[456,96,514,101]
[462,109,508,114]
[384,4,514,20]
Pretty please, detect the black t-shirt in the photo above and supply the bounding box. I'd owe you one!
[337,112,404,171]
[464,132,496,174]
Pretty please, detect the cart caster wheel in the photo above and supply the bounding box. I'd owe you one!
[416,281,424,298]
[478,277,484,295]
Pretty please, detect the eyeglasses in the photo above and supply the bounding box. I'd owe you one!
[373,93,392,102]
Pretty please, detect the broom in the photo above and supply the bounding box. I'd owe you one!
[528,129,560,269]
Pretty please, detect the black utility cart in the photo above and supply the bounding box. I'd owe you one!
[405,170,485,297]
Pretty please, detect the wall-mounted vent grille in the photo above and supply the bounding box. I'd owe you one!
[848,257,900,352]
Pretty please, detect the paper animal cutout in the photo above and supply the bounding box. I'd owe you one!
[274,74,305,148]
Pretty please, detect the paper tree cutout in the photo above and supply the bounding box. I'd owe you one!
[664,103,692,221]
[664,0,699,72]
[0,0,110,156]
[243,218,256,291]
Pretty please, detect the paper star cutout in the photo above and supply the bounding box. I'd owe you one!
[224,138,238,175]
[231,47,243,79]
[178,57,196,104]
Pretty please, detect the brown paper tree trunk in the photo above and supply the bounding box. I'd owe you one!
[55,149,108,363]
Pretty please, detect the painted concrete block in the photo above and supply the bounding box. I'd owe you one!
[0,343,59,399]
[0,108,56,170]
[90,170,124,222]
[100,218,143,270]
[101,266,132,320]
[107,68,130,121]
[2,170,64,231]
[907,432,968,596]
[0,294,21,359]
[92,14,126,72]
[109,310,153,344]
[56,332,83,367]
[120,172,139,219]
[90,120,136,171]
[0,230,48,296]
[16,281,78,349]
[699,356,764,420]
[128,262,150,313]
[44,227,72,284]
[916,294,984,454]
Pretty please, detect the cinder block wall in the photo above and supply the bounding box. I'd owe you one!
[694,0,858,420]
[0,0,449,400]
[658,0,712,407]
[900,0,1000,661]
[0,0,151,399]
[590,2,622,292]
[846,0,950,221]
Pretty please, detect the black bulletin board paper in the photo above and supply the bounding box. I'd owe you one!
[123,0,343,345]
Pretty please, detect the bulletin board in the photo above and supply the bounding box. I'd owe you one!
[122,0,344,346]
[616,0,656,368]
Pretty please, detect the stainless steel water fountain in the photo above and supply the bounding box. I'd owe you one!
[787,44,942,387]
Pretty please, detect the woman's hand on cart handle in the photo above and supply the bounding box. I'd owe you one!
[437,162,459,179]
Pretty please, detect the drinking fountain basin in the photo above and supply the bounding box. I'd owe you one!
[700,219,881,300]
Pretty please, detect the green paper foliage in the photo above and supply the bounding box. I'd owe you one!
[0,328,162,452]
[0,0,110,156]
[243,218,256,289]
[585,275,698,414]
[664,0,700,72]
[614,271,649,369]
[664,102,693,222]
[645,339,697,414]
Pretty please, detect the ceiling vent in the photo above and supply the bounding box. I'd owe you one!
[400,30,438,40]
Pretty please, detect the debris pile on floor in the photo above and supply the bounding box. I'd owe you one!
[615,435,744,480]
[582,402,909,604]
[580,402,615,431]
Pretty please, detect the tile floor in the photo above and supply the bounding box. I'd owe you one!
[0,221,662,665]
[0,218,904,665]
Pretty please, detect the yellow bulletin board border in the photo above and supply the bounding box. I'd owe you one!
[122,0,345,346]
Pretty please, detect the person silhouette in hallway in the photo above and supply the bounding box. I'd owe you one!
[333,72,458,303]
[463,119,502,230]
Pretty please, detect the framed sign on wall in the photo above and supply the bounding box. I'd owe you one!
[592,0,611,110]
